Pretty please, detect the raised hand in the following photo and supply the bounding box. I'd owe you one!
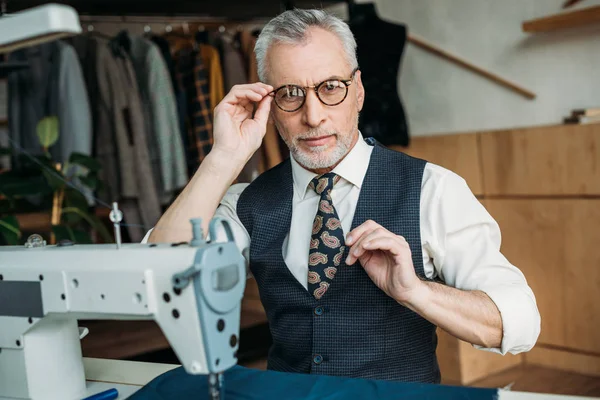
[345,220,423,303]
[211,83,274,163]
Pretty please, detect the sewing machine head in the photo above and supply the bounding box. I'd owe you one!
[0,217,246,400]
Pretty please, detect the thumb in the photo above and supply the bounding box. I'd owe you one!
[253,95,273,128]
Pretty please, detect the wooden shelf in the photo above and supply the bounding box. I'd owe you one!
[523,5,600,33]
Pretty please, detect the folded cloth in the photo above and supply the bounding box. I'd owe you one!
[129,365,499,400]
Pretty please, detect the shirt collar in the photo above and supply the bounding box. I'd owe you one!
[291,131,373,200]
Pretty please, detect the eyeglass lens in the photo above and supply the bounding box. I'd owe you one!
[274,79,348,112]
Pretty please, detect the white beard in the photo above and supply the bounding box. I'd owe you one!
[279,117,359,170]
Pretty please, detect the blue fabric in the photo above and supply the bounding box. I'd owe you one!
[129,365,499,400]
[236,138,440,382]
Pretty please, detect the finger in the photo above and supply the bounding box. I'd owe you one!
[253,94,273,126]
[222,88,265,105]
[347,227,394,265]
[255,82,274,92]
[222,84,271,105]
[346,220,381,246]
[346,226,383,265]
[361,236,404,257]
[236,83,273,94]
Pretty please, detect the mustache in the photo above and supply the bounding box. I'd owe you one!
[296,129,338,140]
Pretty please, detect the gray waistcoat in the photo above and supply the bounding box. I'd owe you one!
[237,139,440,383]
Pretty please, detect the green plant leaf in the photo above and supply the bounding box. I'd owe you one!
[0,146,12,156]
[69,153,101,172]
[0,215,21,245]
[15,153,50,172]
[62,188,89,224]
[64,188,88,210]
[41,168,66,190]
[0,199,13,213]
[51,225,92,244]
[51,224,73,242]
[61,207,113,243]
[79,171,100,190]
[0,172,50,197]
[36,116,60,149]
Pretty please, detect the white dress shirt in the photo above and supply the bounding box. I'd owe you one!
[212,134,540,356]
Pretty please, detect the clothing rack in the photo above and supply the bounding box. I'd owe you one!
[8,0,343,19]
[78,15,266,36]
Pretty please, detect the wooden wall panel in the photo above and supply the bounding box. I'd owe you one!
[436,328,524,385]
[486,199,600,352]
[436,329,463,385]
[459,341,523,385]
[479,124,600,195]
[391,133,483,195]
[485,199,567,347]
[563,201,600,354]
[526,346,600,378]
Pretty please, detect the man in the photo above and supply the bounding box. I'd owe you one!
[148,9,540,383]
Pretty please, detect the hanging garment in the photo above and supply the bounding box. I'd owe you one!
[199,44,225,112]
[72,36,162,242]
[175,48,213,175]
[0,81,9,171]
[150,35,189,164]
[349,3,410,146]
[8,40,92,164]
[241,32,283,172]
[217,31,261,182]
[8,40,94,204]
[128,34,188,204]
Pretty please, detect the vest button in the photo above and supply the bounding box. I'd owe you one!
[313,354,323,365]
[314,306,324,316]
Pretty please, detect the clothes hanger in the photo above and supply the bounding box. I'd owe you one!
[347,0,380,23]
[108,29,131,58]
[195,27,209,46]
[85,24,112,41]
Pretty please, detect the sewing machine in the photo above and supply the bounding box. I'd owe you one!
[0,212,246,400]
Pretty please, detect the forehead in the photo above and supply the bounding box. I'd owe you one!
[267,27,351,86]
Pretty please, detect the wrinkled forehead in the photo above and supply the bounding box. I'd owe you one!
[266,27,352,87]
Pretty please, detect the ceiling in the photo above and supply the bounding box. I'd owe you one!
[7,0,346,19]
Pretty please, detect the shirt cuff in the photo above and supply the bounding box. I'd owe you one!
[473,284,541,355]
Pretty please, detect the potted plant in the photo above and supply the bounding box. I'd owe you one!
[0,116,113,245]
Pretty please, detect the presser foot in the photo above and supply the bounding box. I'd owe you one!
[208,372,224,400]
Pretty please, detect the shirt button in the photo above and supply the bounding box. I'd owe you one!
[313,354,323,365]
[314,306,324,316]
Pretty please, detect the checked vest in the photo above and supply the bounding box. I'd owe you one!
[237,138,441,383]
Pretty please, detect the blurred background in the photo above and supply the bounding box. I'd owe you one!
[0,0,599,397]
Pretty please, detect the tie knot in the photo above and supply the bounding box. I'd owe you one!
[309,172,341,196]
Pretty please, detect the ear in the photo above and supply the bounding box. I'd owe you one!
[354,69,365,112]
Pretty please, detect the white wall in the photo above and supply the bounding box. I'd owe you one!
[346,0,600,136]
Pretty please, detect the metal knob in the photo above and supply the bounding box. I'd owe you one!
[24,234,46,248]
[190,218,205,247]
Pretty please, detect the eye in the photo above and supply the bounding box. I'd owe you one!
[320,80,344,93]
[279,86,304,99]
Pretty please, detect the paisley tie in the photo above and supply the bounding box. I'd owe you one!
[307,172,345,300]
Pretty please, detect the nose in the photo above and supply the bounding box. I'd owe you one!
[301,89,327,128]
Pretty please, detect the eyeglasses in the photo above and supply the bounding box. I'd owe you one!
[270,68,359,112]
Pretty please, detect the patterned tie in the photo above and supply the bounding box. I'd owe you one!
[308,172,346,300]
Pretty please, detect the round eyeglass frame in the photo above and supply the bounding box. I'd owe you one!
[270,68,359,112]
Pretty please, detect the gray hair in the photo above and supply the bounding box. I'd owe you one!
[254,9,358,82]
